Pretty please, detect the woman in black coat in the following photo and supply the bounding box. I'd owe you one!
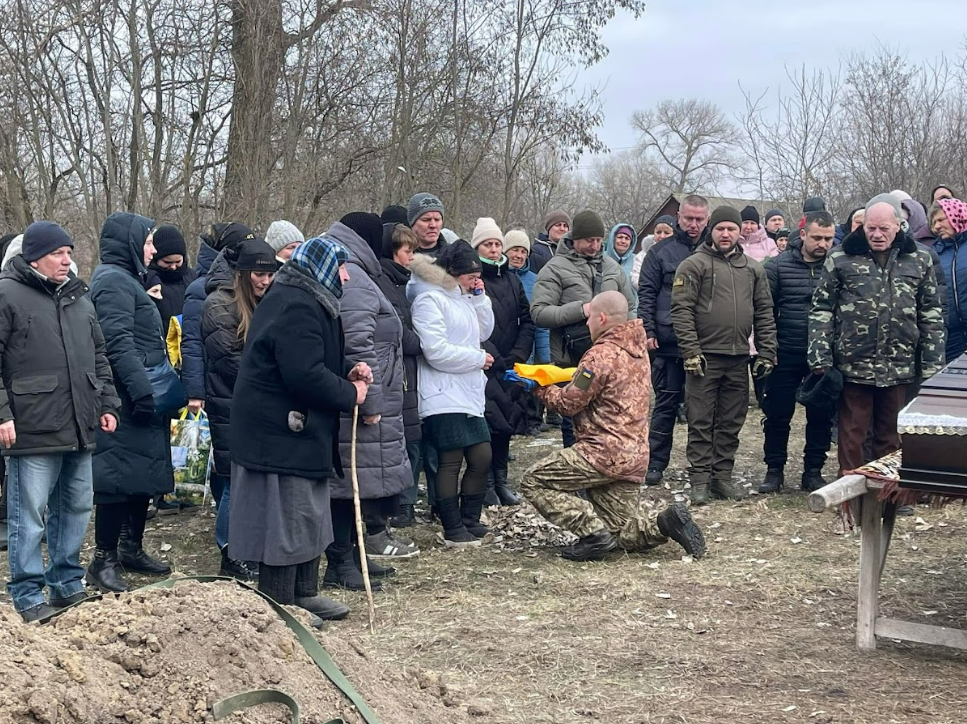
[470,218,535,506]
[377,224,424,527]
[147,224,197,336]
[86,213,174,593]
[228,236,370,621]
[201,238,278,579]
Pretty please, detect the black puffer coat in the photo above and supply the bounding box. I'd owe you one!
[89,212,174,498]
[376,257,422,443]
[764,237,824,365]
[200,261,243,475]
[481,256,535,435]
[637,226,701,358]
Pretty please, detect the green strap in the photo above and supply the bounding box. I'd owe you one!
[49,576,381,724]
[212,689,303,723]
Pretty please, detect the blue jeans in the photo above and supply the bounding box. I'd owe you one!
[213,473,231,550]
[6,452,93,611]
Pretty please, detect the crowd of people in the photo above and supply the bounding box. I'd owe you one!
[0,182,961,623]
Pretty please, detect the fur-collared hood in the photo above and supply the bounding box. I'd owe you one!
[273,262,340,318]
[841,227,918,256]
[406,253,461,298]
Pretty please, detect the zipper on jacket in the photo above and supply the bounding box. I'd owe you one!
[953,240,962,322]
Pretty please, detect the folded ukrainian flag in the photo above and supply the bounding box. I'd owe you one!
[513,363,577,387]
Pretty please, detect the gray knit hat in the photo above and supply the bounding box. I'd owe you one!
[265,220,304,253]
[407,192,445,226]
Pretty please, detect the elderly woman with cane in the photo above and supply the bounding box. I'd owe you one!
[228,236,371,623]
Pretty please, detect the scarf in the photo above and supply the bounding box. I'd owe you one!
[939,198,967,235]
[290,236,348,299]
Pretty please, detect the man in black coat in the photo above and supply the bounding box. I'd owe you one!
[759,211,835,493]
[0,222,120,621]
[637,195,709,485]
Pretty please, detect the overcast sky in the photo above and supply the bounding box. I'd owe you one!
[579,0,967,154]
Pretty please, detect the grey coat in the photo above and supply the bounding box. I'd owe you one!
[530,240,635,365]
[327,223,411,501]
[0,256,120,456]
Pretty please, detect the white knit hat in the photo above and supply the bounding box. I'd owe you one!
[265,220,305,253]
[470,217,503,250]
[503,229,530,253]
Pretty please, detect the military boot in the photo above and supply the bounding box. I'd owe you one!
[758,467,784,494]
[801,469,827,493]
[657,503,706,558]
[645,468,663,486]
[711,478,746,501]
[690,482,711,507]
[560,529,617,561]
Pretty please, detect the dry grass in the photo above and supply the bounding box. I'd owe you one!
[3,412,967,722]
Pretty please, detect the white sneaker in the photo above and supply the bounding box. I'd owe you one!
[365,530,420,559]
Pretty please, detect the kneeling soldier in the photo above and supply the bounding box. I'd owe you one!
[520,291,705,562]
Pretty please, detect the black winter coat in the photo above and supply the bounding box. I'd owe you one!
[764,239,824,365]
[181,244,222,400]
[230,263,357,479]
[0,257,120,456]
[529,234,557,274]
[200,260,243,475]
[637,226,701,358]
[148,263,196,336]
[89,212,174,498]
[481,256,535,436]
[376,258,422,443]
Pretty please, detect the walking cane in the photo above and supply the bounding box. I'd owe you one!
[350,405,376,633]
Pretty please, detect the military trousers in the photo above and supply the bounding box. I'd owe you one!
[520,447,666,551]
[684,354,750,486]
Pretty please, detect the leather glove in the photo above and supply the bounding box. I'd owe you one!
[131,396,156,425]
[751,358,775,379]
[503,370,538,392]
[683,355,707,377]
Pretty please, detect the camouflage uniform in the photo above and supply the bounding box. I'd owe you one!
[520,319,668,551]
[807,229,945,472]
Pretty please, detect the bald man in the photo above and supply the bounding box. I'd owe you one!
[809,195,945,475]
[520,291,705,562]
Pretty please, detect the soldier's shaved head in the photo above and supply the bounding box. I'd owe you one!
[590,290,628,320]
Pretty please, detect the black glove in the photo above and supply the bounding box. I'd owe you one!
[131,396,155,425]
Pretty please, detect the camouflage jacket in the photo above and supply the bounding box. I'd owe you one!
[807,229,945,386]
[536,319,651,481]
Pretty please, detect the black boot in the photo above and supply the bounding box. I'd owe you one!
[389,503,415,529]
[483,472,501,507]
[493,471,520,506]
[645,468,663,486]
[801,468,827,493]
[323,549,382,591]
[220,546,257,582]
[352,544,396,579]
[86,549,129,593]
[758,467,784,494]
[294,595,350,621]
[437,496,480,548]
[560,529,616,561]
[460,492,491,538]
[119,520,171,576]
[657,503,706,558]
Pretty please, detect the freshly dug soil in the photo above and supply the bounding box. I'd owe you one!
[0,579,473,724]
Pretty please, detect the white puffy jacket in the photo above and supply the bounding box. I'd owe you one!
[406,255,494,419]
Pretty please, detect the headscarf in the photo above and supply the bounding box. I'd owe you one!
[938,198,967,235]
[290,236,349,299]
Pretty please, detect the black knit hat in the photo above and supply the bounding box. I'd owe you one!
[741,205,760,225]
[435,239,481,276]
[570,210,606,241]
[380,205,408,226]
[22,221,73,263]
[340,212,384,259]
[764,208,783,225]
[152,224,187,260]
[796,368,844,413]
[233,238,280,273]
[202,222,255,252]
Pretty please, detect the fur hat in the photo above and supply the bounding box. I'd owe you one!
[470,217,503,250]
[503,229,530,253]
[796,368,844,412]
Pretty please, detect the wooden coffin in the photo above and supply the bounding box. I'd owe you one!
[898,354,967,494]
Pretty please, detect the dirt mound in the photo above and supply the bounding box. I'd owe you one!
[0,579,473,724]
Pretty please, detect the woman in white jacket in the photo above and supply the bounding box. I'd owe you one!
[407,240,495,548]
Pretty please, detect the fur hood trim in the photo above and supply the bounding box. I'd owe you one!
[274,263,340,318]
[841,227,917,256]
[408,254,460,292]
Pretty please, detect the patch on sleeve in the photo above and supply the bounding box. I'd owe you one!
[672,276,686,292]
[573,368,595,391]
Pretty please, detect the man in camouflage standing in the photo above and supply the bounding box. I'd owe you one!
[808,195,945,474]
[519,292,705,562]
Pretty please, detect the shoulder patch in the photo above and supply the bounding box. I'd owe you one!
[572,367,595,391]
[673,276,685,288]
